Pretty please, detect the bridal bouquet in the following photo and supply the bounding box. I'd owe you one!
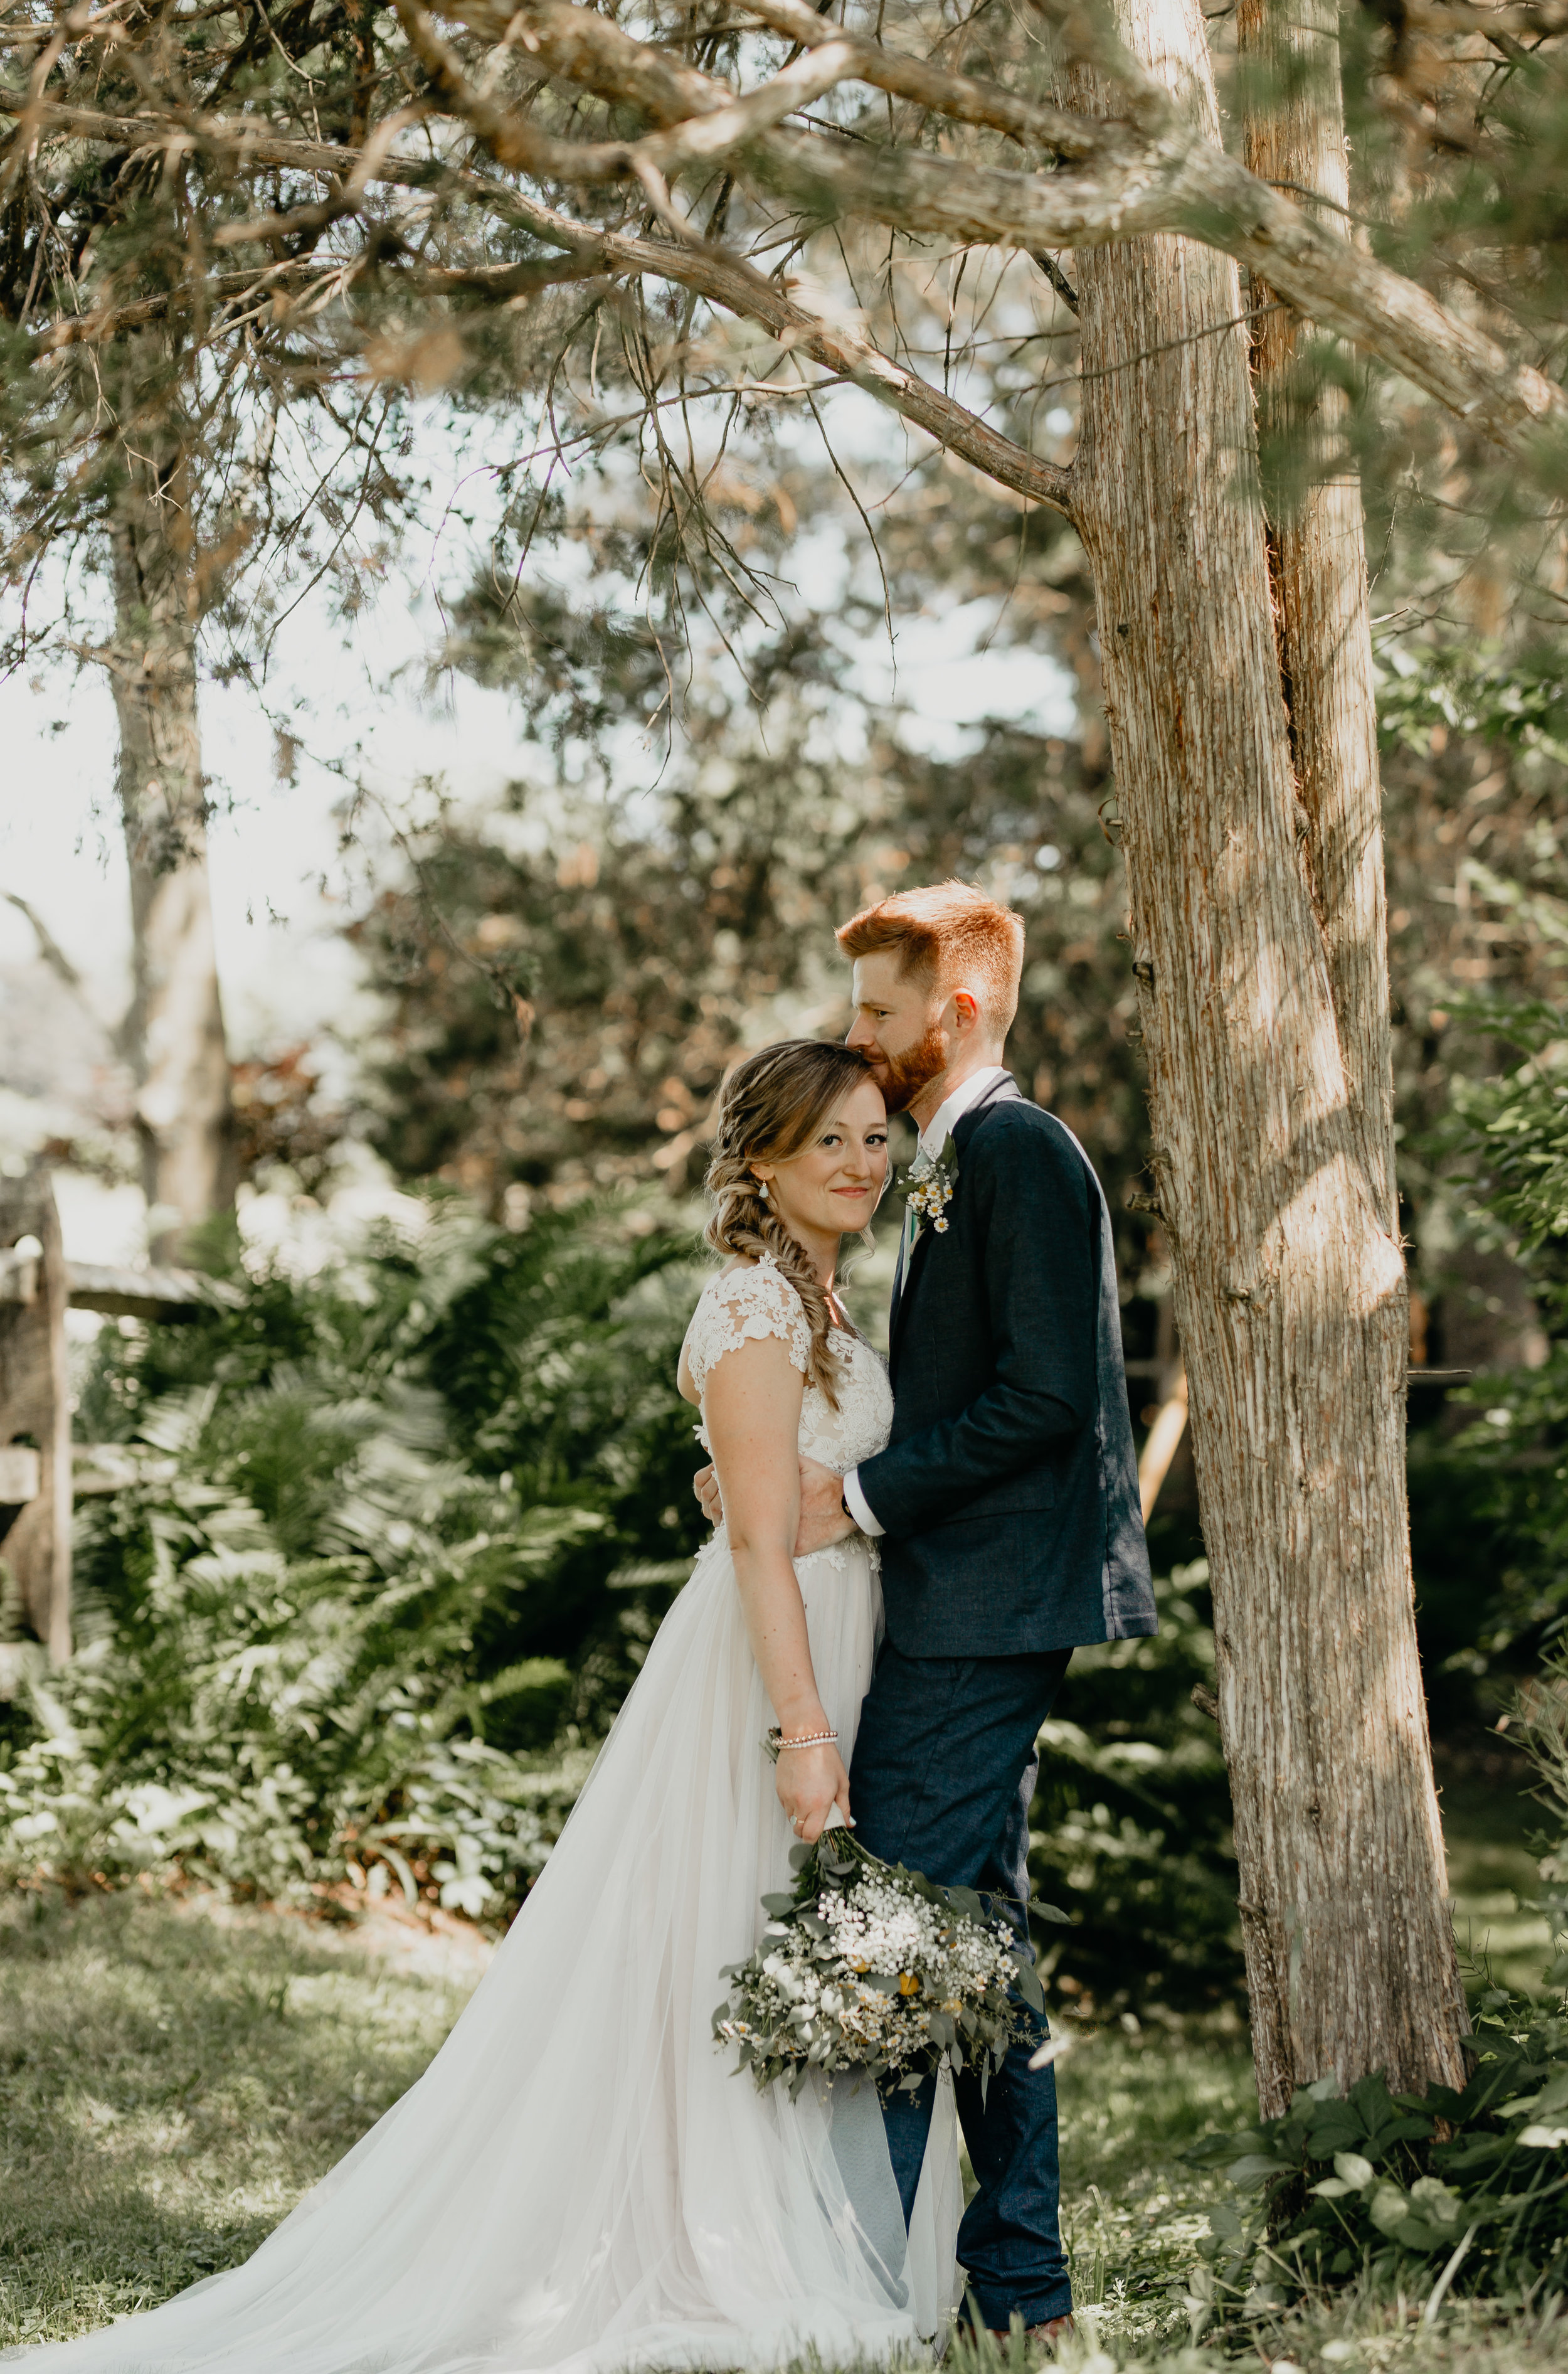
[713,1829,1044,2099]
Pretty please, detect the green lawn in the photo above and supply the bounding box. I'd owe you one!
[0,1886,1258,2357]
[0,1888,482,2350]
[1053,2011,1254,2352]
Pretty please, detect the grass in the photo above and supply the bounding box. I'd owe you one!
[0,1884,1258,2357]
[1053,2009,1254,2351]
[5,1864,1568,2374]
[0,1887,483,2350]
[1440,1755,1551,1999]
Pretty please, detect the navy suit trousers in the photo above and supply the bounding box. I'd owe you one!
[849,1640,1073,2331]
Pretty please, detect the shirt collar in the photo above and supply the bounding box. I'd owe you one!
[917,1065,1010,1160]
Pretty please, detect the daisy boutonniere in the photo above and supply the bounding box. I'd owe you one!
[906,1134,959,1244]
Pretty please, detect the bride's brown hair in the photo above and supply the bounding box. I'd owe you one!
[704,1039,881,1409]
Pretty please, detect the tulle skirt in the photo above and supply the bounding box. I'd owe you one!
[8,1531,961,2373]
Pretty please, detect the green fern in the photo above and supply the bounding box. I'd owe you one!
[1,1193,706,1920]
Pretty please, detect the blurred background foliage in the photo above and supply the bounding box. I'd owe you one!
[1,973,1562,2011]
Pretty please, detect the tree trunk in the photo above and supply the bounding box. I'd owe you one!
[1064,0,1466,2113]
[109,445,235,1261]
[1238,0,1396,1235]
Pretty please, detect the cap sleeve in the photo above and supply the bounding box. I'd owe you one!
[682,1258,813,1402]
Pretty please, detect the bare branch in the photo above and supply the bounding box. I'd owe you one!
[29,261,331,353]
[731,0,1106,159]
[450,189,1079,515]
[378,14,1078,509]
[28,251,610,352]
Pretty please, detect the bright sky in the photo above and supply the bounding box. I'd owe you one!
[0,389,1076,1257]
[1,588,1074,1041]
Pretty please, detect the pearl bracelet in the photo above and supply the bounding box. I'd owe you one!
[766,1725,839,1753]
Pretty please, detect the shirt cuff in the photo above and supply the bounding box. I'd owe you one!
[842,1468,885,1538]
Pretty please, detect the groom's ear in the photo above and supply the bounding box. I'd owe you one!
[951,989,980,1033]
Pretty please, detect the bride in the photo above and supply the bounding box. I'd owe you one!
[11,1039,961,2374]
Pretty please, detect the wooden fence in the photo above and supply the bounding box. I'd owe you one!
[0,1167,221,1674]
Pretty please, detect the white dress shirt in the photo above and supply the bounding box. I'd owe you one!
[841,1065,1010,1538]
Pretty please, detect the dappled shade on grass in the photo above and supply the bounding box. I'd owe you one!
[0,1892,478,2349]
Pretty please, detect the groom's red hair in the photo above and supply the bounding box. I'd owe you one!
[837,881,1024,1035]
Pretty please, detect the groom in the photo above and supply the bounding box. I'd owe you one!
[800,881,1155,2338]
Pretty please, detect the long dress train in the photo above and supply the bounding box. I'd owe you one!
[8,1256,961,2374]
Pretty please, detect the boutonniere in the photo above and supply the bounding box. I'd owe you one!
[906,1135,959,1243]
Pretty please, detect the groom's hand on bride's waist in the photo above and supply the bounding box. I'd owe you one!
[689,1458,857,1558]
[693,1462,724,1526]
[793,1458,857,1555]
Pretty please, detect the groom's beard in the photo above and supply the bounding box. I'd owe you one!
[869,1023,948,1116]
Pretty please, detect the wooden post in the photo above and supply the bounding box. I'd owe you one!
[0,1169,72,1663]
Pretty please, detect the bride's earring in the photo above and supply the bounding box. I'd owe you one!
[757,1182,770,1203]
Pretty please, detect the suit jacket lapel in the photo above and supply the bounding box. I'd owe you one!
[888,1072,1022,1368]
[888,1212,926,1351]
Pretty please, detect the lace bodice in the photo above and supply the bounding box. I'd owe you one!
[681,1257,893,1474]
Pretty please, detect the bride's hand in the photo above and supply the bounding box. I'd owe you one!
[776,1742,853,1846]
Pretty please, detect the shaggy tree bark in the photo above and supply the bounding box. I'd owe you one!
[109,438,235,1260]
[1065,0,1467,2112]
[1239,0,1396,1232]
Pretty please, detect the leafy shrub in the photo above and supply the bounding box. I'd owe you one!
[0,1193,704,1919]
[1185,2002,1568,2324]
[1029,1563,1241,2015]
[1378,646,1568,770]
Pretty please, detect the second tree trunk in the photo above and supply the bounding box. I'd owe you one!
[109,448,234,1261]
[1064,0,1465,2113]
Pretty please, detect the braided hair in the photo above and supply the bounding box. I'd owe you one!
[703,1040,880,1410]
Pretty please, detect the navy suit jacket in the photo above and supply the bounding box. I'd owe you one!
[856,1073,1157,1657]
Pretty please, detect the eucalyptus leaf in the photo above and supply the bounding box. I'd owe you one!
[1010,1954,1046,2015]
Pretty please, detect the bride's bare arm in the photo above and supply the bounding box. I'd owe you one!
[702,1334,853,1844]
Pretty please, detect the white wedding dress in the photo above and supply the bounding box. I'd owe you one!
[12,1257,961,2374]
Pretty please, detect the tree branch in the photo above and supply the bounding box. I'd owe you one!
[1402,0,1568,29]
[392,0,860,184]
[27,251,610,351]
[442,0,1565,450]
[730,0,1108,159]
[425,181,1081,517]
[11,97,1073,516]
[8,0,1560,474]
